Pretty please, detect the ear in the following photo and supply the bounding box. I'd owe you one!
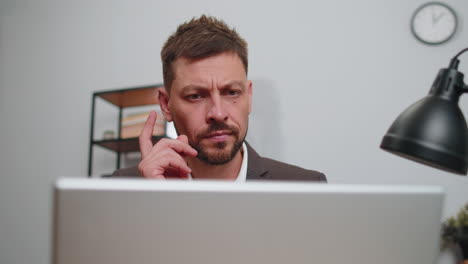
[158,87,172,122]
[247,80,253,114]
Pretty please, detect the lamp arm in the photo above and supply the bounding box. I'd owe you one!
[453,47,468,60]
[448,47,468,94]
[449,47,468,69]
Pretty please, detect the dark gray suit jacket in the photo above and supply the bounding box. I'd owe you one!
[112,142,326,182]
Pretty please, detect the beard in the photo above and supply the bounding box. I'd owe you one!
[179,121,246,165]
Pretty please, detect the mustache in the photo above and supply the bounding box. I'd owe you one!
[197,122,239,139]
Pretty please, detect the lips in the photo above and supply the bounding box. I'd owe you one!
[196,122,239,145]
[205,130,232,138]
[204,130,232,142]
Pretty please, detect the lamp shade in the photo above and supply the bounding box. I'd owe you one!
[380,95,468,175]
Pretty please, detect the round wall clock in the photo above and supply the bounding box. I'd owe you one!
[411,2,458,45]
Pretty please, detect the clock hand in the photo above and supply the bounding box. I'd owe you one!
[433,12,445,25]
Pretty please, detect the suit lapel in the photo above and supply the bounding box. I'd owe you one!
[245,142,270,180]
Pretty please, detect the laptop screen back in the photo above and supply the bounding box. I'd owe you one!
[53,179,444,264]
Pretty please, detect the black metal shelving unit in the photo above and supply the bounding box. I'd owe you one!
[88,84,166,177]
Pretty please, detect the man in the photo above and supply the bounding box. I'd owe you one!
[113,15,326,182]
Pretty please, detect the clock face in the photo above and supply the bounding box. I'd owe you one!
[411,2,457,45]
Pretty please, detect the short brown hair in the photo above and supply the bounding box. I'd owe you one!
[161,15,248,92]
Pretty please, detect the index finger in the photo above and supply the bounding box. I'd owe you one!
[139,111,157,158]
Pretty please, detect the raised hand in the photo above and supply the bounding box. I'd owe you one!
[138,111,197,179]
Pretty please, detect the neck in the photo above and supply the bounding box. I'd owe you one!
[188,149,243,180]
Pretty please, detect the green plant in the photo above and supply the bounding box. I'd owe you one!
[442,202,468,246]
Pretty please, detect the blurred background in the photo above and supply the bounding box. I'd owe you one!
[0,0,467,263]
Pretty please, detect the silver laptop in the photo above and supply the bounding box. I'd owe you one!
[53,179,444,264]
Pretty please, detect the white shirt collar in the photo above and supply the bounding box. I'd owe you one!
[188,142,248,181]
[236,142,248,182]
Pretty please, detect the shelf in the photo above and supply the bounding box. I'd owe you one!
[95,84,164,108]
[89,83,167,176]
[93,136,166,153]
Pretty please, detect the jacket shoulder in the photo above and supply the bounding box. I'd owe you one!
[260,157,327,182]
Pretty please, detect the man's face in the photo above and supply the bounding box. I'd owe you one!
[161,52,252,165]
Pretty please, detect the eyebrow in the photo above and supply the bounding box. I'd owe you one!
[181,80,245,93]
[223,81,245,90]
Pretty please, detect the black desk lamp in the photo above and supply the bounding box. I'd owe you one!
[380,47,468,175]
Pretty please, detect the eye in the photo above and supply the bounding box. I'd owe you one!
[226,89,241,97]
[186,94,203,101]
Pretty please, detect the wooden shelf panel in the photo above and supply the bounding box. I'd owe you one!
[95,84,164,108]
[93,136,166,153]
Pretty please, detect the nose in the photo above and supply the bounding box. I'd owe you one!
[206,94,228,123]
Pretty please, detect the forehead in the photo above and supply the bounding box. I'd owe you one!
[171,52,247,90]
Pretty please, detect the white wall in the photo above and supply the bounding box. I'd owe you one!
[1,0,467,263]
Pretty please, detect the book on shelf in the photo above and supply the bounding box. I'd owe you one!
[120,111,165,139]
